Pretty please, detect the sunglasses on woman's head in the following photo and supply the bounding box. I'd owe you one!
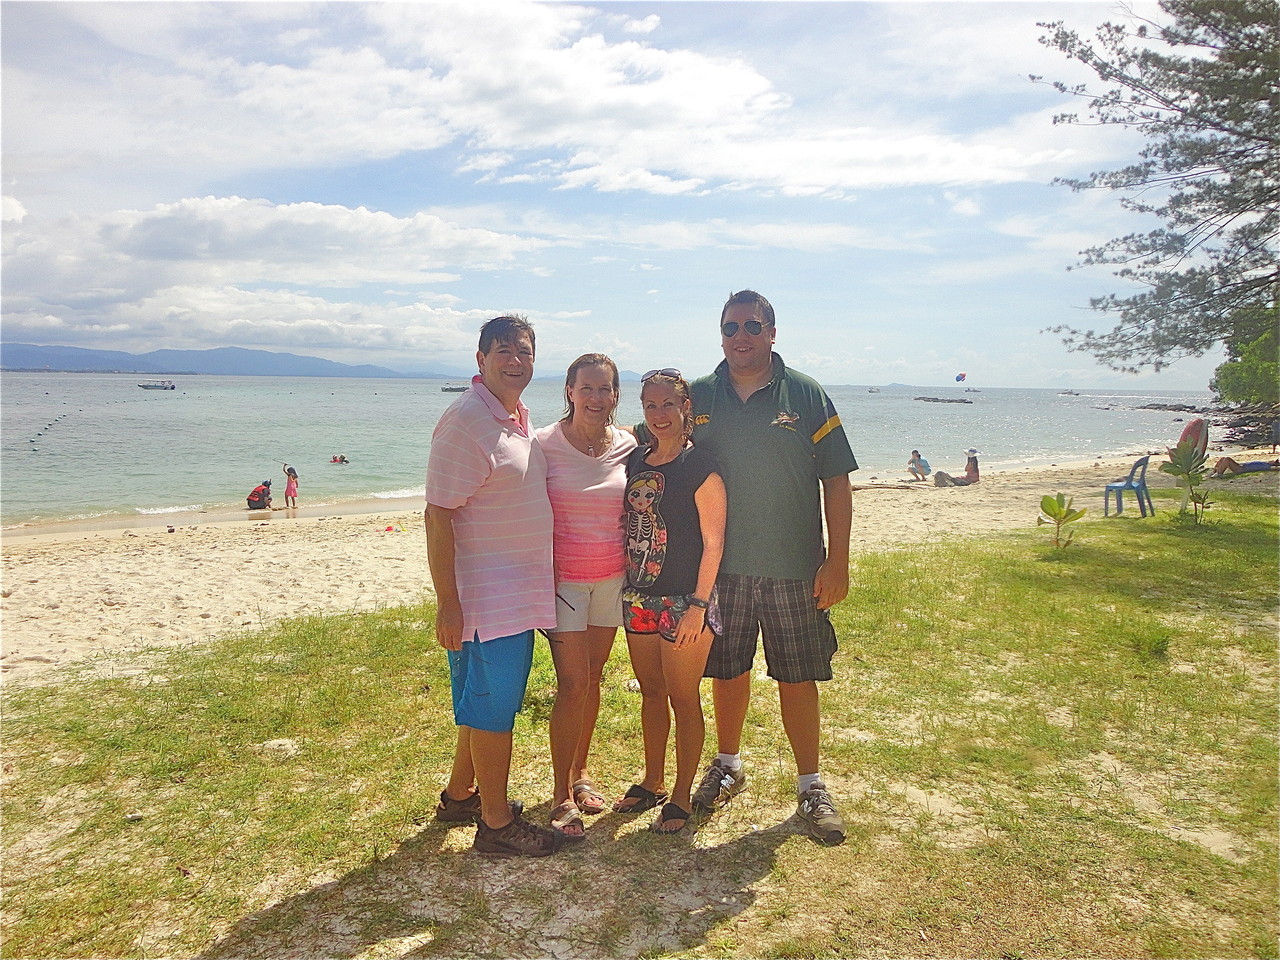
[720,319,768,338]
[641,367,682,382]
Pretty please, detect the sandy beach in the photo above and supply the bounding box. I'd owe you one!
[3,451,1275,681]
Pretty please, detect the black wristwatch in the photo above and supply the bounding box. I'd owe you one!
[687,596,709,609]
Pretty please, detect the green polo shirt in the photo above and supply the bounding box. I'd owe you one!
[690,354,857,579]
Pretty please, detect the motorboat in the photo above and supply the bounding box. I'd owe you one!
[138,379,176,390]
[441,383,467,392]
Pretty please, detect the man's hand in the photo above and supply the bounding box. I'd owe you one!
[812,557,849,610]
[815,474,852,610]
[435,597,465,651]
[424,504,464,650]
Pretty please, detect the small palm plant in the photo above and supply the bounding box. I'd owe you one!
[1038,492,1086,549]
[1159,437,1210,521]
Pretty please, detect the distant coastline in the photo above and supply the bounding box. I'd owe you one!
[0,342,467,380]
[3,367,204,376]
[0,365,432,378]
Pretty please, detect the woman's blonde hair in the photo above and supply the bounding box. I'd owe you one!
[640,371,694,443]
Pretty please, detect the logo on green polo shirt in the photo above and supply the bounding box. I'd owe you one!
[771,411,800,430]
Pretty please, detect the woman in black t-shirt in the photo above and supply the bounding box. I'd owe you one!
[614,370,726,834]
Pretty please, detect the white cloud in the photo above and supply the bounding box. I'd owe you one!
[624,14,661,35]
[4,197,542,299]
[946,193,981,217]
[2,196,26,222]
[3,278,514,361]
[3,1,1139,219]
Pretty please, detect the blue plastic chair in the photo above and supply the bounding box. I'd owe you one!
[1105,456,1155,517]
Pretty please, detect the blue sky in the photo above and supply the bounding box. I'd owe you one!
[1,1,1221,389]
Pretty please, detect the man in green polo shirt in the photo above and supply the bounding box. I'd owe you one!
[688,289,856,844]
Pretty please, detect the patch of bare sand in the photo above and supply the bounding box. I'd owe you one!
[2,511,430,681]
[1070,751,1250,863]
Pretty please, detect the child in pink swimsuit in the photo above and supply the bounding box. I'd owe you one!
[283,465,299,507]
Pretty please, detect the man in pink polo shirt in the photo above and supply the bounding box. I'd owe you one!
[425,315,562,858]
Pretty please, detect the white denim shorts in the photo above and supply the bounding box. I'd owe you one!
[553,574,626,632]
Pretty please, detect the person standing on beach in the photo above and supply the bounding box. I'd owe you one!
[282,465,299,508]
[534,353,637,840]
[424,315,563,858]
[648,289,856,844]
[617,368,726,835]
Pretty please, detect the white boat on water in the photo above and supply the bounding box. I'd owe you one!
[440,383,467,392]
[138,379,176,390]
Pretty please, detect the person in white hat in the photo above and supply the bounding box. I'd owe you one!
[934,449,980,487]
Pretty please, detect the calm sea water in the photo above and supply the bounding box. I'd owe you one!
[0,372,1213,529]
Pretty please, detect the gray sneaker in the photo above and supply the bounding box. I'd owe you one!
[473,815,563,858]
[691,761,746,813]
[797,783,846,845]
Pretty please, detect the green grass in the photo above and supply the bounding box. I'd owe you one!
[3,489,1277,958]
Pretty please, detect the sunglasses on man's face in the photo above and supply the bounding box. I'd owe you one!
[720,319,769,338]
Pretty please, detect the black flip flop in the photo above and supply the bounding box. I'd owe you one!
[612,783,668,814]
[650,801,692,834]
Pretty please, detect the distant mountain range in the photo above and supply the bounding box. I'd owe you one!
[0,343,471,379]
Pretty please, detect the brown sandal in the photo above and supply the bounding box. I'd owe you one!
[549,800,586,841]
[572,780,608,816]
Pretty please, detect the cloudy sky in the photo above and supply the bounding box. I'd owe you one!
[1,0,1219,389]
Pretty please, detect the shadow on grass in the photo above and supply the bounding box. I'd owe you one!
[196,810,797,959]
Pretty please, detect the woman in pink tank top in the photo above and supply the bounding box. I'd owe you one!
[534,354,637,840]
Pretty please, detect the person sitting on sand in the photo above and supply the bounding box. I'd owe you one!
[934,449,980,487]
[1210,456,1280,477]
[906,449,931,482]
[246,479,273,509]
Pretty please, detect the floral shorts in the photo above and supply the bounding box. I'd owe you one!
[622,587,722,643]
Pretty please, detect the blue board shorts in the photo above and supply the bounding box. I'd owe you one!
[447,631,536,733]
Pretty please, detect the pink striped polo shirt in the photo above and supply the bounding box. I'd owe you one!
[425,377,556,642]
[534,422,637,582]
